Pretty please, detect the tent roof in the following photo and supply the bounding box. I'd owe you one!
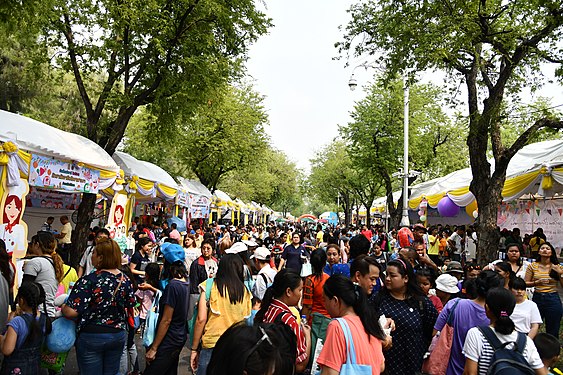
[0,110,119,172]
[112,151,177,188]
[178,178,212,197]
[410,139,563,202]
[214,189,233,202]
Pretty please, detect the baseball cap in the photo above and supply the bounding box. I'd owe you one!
[160,242,185,264]
[435,274,460,294]
[446,261,463,274]
[250,247,271,261]
[225,242,248,254]
[242,239,258,247]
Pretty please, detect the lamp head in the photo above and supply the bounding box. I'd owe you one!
[348,74,358,91]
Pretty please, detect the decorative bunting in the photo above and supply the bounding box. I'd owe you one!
[525,208,530,214]
[547,209,552,216]
[558,208,563,216]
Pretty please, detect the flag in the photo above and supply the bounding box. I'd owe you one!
[547,209,552,215]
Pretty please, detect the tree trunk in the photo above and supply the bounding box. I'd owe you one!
[389,191,402,229]
[70,192,96,268]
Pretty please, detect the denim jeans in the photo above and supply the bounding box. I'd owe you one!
[76,331,127,375]
[196,348,213,375]
[532,292,563,338]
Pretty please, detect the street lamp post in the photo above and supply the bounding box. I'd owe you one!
[401,76,410,227]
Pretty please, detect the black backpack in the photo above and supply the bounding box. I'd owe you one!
[478,326,535,375]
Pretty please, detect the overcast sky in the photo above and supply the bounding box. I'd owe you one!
[246,1,563,172]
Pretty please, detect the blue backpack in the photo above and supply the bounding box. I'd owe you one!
[478,326,535,375]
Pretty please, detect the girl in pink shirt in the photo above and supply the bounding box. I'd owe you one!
[317,274,386,374]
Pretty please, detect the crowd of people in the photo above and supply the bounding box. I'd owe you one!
[0,218,561,375]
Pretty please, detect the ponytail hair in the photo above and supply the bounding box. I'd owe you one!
[31,232,64,282]
[486,287,516,335]
[255,269,301,324]
[495,261,516,283]
[323,274,386,340]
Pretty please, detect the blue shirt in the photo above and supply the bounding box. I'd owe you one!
[282,244,305,274]
[323,263,350,278]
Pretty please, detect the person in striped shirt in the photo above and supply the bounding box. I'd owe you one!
[255,269,312,373]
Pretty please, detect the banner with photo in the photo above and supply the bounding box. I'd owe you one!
[29,154,101,194]
[26,187,81,210]
[189,194,210,219]
[498,199,563,250]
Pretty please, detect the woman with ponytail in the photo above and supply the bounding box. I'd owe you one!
[255,269,312,373]
[317,274,386,374]
[494,261,516,289]
[371,257,438,374]
[23,232,65,318]
[463,287,546,374]
[0,282,51,374]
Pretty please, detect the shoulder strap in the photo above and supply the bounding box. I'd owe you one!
[260,273,269,285]
[478,326,504,350]
[62,266,72,280]
[515,331,527,354]
[205,277,214,302]
[274,310,289,324]
[446,298,461,325]
[336,318,357,365]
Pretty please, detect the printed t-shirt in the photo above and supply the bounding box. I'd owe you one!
[135,289,155,319]
[323,263,351,278]
[525,262,559,293]
[23,257,58,317]
[199,279,252,349]
[427,235,440,255]
[184,247,201,271]
[463,327,543,375]
[303,273,330,322]
[317,315,384,375]
[263,299,308,364]
[511,299,542,334]
[158,279,190,351]
[434,298,489,375]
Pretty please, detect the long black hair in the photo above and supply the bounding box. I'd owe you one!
[472,270,504,299]
[144,262,161,289]
[207,322,296,375]
[255,269,302,324]
[17,282,52,344]
[215,254,246,304]
[324,274,386,341]
[310,249,327,279]
[535,242,561,280]
[486,287,516,334]
[495,261,516,283]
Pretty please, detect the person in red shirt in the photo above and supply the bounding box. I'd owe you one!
[361,225,373,242]
[255,269,312,373]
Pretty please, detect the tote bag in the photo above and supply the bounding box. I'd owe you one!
[336,318,372,375]
[422,298,460,375]
[143,290,162,347]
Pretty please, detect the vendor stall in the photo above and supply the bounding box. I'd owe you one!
[178,178,212,229]
[211,189,236,225]
[0,110,121,275]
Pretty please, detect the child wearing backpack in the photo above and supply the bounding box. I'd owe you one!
[462,287,546,375]
[0,282,51,374]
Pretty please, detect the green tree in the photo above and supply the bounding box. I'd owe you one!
[340,0,563,263]
[6,0,271,263]
[308,140,356,226]
[341,79,466,227]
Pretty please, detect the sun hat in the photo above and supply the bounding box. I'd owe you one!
[435,274,460,294]
[250,247,271,261]
[446,261,464,274]
[160,242,185,264]
[225,241,248,254]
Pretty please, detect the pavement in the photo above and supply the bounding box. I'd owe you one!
[53,334,193,374]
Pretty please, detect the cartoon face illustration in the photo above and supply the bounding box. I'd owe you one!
[114,205,125,226]
[3,195,22,225]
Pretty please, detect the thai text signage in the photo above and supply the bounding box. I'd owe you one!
[29,154,100,194]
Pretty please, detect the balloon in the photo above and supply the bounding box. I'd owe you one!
[473,210,478,218]
[437,196,460,217]
[418,210,424,216]
[420,215,427,221]
[465,200,478,217]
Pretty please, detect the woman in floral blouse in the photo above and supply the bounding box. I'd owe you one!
[62,238,136,375]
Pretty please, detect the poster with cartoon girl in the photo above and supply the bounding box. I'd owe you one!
[0,172,29,258]
[106,192,132,252]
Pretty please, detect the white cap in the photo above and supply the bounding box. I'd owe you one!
[435,274,460,294]
[250,247,271,261]
[225,241,248,254]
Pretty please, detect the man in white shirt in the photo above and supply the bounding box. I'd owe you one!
[251,246,277,301]
[448,226,466,262]
[77,228,109,277]
[55,215,72,264]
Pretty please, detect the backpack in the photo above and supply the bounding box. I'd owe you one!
[478,326,535,375]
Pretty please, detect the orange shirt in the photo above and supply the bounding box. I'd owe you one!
[303,273,330,323]
[317,315,384,374]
